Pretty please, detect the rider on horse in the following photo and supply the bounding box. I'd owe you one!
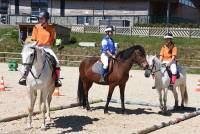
[160,32,178,90]
[100,25,117,82]
[19,11,62,87]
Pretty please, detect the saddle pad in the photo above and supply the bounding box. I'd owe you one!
[45,52,57,76]
[92,61,104,75]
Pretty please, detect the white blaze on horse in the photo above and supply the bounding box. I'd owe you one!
[21,43,55,130]
[145,55,188,113]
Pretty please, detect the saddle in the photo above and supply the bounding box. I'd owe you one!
[166,67,180,79]
[92,58,115,77]
[45,52,57,76]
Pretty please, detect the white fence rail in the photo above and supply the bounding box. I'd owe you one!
[0,52,199,70]
[67,25,200,38]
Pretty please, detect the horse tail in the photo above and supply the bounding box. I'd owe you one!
[184,86,188,104]
[77,76,86,106]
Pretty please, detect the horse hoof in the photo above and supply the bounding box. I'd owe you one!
[46,117,51,122]
[174,106,179,110]
[25,126,32,130]
[104,110,109,114]
[121,110,127,114]
[41,125,46,131]
[25,124,32,130]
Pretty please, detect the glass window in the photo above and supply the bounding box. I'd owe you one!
[31,0,48,16]
[77,16,85,24]
[179,0,196,8]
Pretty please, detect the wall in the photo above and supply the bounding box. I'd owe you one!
[65,0,149,16]
[172,4,200,23]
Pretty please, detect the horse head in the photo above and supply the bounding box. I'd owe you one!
[116,45,149,70]
[145,55,166,78]
[132,45,149,70]
[21,42,46,69]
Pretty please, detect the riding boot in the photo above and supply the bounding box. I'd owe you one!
[18,70,29,86]
[169,75,177,90]
[100,68,108,83]
[55,67,62,87]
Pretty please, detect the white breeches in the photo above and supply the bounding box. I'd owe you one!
[40,46,60,67]
[101,53,109,69]
[163,60,177,75]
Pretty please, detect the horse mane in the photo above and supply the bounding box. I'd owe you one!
[116,45,145,60]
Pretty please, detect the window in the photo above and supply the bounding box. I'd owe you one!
[31,0,48,16]
[60,0,65,16]
[179,0,196,8]
[77,16,85,24]
[0,0,8,14]
[15,0,19,15]
[77,16,93,25]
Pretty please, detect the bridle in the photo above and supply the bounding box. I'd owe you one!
[22,47,46,79]
[147,59,163,75]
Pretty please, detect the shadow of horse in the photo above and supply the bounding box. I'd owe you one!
[91,106,156,115]
[158,106,197,116]
[47,115,99,133]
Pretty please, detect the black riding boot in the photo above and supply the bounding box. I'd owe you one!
[55,68,62,87]
[100,69,107,83]
[18,71,29,86]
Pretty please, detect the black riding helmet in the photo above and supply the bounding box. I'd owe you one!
[39,11,50,20]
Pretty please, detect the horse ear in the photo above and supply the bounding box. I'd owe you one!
[20,40,25,46]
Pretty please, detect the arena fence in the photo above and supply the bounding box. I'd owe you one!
[67,25,200,38]
[0,52,199,71]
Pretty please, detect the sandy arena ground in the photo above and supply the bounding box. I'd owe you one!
[0,63,200,134]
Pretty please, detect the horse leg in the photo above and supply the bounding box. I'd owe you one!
[46,89,53,122]
[172,87,179,109]
[83,80,93,111]
[157,89,163,111]
[104,84,115,114]
[180,84,188,108]
[26,89,37,129]
[163,88,168,112]
[119,84,126,114]
[40,91,47,130]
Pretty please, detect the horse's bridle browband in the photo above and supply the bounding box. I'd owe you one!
[22,47,46,80]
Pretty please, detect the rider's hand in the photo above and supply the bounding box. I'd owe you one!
[112,55,116,60]
[166,62,171,67]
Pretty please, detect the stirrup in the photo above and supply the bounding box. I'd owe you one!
[99,76,106,83]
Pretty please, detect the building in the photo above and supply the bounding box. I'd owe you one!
[1,0,200,26]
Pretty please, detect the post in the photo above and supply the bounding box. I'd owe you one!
[130,27,132,36]
[166,0,170,24]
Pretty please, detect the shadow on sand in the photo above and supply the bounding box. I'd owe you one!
[47,115,99,133]
[91,106,156,115]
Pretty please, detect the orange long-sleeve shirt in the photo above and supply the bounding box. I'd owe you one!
[160,45,177,61]
[31,24,56,46]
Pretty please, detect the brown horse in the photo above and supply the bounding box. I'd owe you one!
[77,45,149,114]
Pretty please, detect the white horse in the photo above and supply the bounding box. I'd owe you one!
[21,43,55,130]
[145,55,188,113]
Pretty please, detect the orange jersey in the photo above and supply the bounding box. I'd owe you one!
[160,45,177,61]
[31,24,56,46]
